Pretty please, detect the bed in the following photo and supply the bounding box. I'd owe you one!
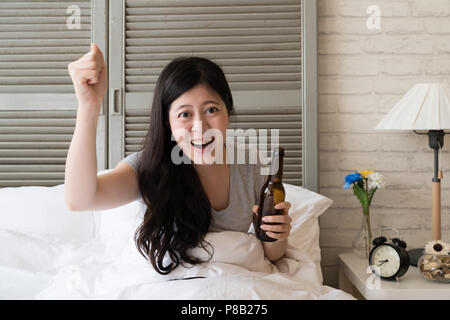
[0,170,355,300]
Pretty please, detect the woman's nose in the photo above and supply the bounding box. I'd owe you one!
[191,116,209,135]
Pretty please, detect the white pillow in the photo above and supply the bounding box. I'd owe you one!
[95,169,146,239]
[0,184,95,243]
[283,183,333,263]
[93,199,145,240]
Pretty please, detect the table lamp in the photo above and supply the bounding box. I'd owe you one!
[375,83,450,241]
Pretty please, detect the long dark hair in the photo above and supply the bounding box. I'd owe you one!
[134,57,234,275]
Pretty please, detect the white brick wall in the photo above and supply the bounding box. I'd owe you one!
[317,0,450,287]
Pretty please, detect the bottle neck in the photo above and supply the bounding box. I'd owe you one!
[269,154,284,183]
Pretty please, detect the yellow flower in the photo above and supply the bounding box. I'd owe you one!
[358,170,374,179]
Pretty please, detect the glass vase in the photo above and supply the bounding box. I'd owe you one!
[418,252,450,283]
[352,212,373,259]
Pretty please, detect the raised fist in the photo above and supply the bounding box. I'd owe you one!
[68,43,108,110]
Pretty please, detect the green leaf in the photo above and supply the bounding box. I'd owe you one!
[352,184,369,214]
[368,187,377,207]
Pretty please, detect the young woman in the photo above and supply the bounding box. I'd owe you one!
[65,44,292,275]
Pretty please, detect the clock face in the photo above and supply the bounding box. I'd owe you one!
[370,245,401,278]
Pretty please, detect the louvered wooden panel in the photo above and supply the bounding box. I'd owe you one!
[124,0,302,92]
[124,109,149,155]
[229,107,302,185]
[0,110,76,187]
[119,0,304,186]
[0,1,97,188]
[0,0,91,93]
[124,106,302,186]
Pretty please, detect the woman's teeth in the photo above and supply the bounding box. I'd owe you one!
[191,137,215,149]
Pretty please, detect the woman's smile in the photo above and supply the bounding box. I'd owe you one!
[191,136,215,152]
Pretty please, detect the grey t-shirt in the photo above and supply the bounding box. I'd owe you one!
[119,144,268,233]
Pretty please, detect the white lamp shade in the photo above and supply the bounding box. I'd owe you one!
[375,83,450,131]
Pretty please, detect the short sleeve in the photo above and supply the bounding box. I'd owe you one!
[119,150,143,174]
[119,151,144,202]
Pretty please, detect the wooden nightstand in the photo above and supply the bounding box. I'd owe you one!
[338,252,450,300]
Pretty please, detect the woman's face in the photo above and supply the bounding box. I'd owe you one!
[168,84,229,165]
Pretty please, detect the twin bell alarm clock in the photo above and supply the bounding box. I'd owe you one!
[369,228,410,280]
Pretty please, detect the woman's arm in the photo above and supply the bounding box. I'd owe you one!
[64,107,100,210]
[262,237,288,262]
[252,202,292,262]
[64,44,107,211]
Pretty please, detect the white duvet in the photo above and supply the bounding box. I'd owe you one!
[0,229,353,300]
[0,182,354,300]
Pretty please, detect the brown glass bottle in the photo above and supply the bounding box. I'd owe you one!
[255,147,285,242]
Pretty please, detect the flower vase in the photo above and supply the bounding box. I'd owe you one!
[352,212,373,259]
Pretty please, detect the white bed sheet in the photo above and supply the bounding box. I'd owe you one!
[0,229,354,300]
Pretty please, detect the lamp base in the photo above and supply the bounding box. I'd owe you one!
[432,180,442,240]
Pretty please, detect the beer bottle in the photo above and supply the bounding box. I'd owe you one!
[255,147,285,242]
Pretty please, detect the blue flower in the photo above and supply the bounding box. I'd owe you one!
[343,172,362,189]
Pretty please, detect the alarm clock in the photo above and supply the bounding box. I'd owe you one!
[369,228,410,280]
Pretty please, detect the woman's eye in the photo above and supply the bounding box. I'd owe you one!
[178,112,189,118]
[207,106,218,114]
